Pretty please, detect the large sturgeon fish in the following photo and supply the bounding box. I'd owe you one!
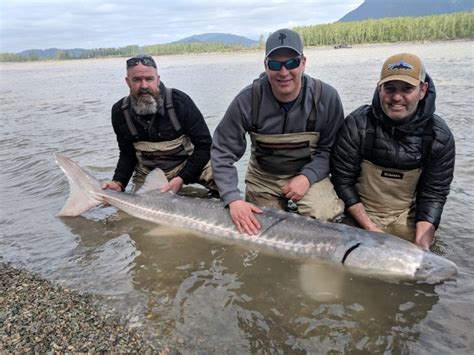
[55,154,457,282]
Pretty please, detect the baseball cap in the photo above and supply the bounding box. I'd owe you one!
[378,53,426,87]
[265,28,303,58]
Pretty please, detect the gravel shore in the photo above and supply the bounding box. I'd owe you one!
[0,263,171,353]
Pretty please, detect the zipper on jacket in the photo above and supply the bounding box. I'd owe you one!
[148,115,157,140]
[391,126,400,165]
[282,111,288,134]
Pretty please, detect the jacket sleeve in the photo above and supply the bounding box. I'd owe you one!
[415,116,455,227]
[330,106,368,207]
[173,90,212,184]
[211,89,251,206]
[300,83,345,184]
[111,103,137,188]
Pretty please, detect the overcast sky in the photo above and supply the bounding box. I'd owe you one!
[0,0,364,53]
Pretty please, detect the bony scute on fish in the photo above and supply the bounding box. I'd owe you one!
[55,153,458,282]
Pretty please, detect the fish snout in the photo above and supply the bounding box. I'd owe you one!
[414,252,458,282]
[339,241,458,282]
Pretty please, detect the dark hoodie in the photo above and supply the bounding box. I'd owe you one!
[330,74,455,228]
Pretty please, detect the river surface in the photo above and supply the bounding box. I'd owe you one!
[1,41,473,353]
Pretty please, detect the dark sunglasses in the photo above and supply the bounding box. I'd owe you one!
[266,57,301,71]
[126,55,157,68]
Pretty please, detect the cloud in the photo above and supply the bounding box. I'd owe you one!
[0,0,363,53]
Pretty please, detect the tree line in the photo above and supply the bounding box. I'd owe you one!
[1,11,472,62]
[296,11,473,46]
[142,41,262,56]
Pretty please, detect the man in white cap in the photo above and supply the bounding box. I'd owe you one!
[331,53,455,249]
[211,28,345,235]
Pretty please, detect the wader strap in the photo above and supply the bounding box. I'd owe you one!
[121,96,139,140]
[165,87,182,132]
[306,79,321,132]
[251,79,260,132]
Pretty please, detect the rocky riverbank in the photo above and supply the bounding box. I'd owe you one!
[0,263,171,353]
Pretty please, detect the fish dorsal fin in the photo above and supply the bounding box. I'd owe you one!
[136,168,169,194]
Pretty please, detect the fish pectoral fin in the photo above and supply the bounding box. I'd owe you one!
[136,168,169,195]
[58,184,101,216]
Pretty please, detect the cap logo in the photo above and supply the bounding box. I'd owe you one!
[387,60,413,71]
[278,33,286,45]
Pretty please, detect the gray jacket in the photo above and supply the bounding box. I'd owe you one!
[211,73,344,206]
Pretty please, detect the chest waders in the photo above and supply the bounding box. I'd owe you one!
[245,78,344,221]
[122,87,194,190]
[357,115,433,237]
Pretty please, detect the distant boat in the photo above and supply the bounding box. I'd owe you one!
[334,44,352,49]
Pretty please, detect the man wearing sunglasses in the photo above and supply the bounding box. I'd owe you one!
[211,29,345,235]
[103,54,214,193]
[330,53,455,249]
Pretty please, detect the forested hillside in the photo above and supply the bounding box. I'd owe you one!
[297,11,473,47]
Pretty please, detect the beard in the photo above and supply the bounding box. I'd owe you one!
[131,89,163,115]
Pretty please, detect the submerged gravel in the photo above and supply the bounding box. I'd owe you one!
[0,263,171,353]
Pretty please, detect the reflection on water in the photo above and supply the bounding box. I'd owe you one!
[60,210,440,353]
[1,41,473,353]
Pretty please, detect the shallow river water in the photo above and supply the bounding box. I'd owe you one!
[1,41,473,353]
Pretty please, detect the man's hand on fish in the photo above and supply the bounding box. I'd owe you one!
[161,176,184,194]
[229,200,262,235]
[102,180,123,192]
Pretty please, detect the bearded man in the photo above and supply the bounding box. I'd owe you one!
[103,54,214,193]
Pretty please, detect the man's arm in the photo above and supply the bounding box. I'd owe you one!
[110,104,137,189]
[330,106,386,232]
[330,107,367,207]
[172,90,212,184]
[299,83,345,185]
[347,202,383,232]
[415,119,455,228]
[211,91,251,206]
[211,88,264,234]
[415,221,435,250]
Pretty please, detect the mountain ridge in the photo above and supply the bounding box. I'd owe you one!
[172,33,258,47]
[15,33,258,59]
[339,0,473,22]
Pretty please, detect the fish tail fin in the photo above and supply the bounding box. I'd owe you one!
[55,154,104,216]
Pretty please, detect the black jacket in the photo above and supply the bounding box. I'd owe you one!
[331,75,455,227]
[111,82,211,187]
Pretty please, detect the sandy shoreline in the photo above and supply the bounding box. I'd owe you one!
[0,263,172,353]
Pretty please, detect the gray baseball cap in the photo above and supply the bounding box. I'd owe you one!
[265,28,303,58]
